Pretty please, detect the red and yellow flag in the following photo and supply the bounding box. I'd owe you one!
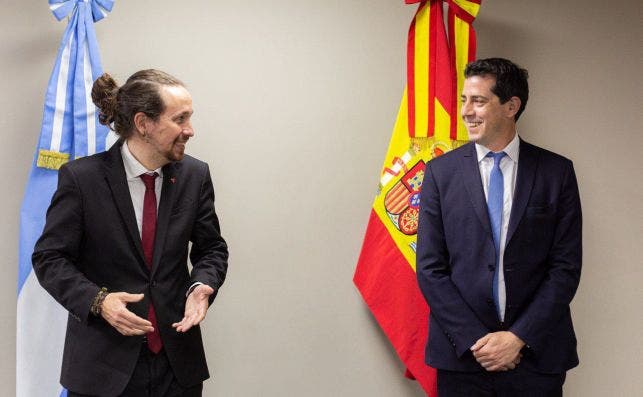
[353,1,480,395]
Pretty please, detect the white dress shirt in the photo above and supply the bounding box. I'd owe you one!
[475,133,520,321]
[121,142,163,237]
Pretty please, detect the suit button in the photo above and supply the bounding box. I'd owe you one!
[151,281,157,287]
[488,265,495,271]
[486,298,494,307]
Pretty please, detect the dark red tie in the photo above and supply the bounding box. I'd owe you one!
[140,173,162,353]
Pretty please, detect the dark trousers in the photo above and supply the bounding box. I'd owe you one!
[68,345,203,397]
[437,367,566,397]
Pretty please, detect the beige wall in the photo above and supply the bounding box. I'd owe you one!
[1,0,641,396]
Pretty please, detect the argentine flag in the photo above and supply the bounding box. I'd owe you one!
[17,1,114,396]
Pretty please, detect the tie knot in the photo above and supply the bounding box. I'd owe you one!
[486,151,506,166]
[140,173,158,189]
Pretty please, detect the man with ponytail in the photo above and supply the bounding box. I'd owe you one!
[33,69,229,396]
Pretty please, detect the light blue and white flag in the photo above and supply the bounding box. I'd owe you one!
[17,1,114,396]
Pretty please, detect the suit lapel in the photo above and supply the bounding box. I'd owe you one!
[151,161,179,277]
[506,139,538,245]
[103,141,147,269]
[459,143,492,236]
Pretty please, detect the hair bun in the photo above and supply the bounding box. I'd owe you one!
[91,73,119,127]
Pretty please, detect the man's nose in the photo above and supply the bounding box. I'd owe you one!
[461,100,473,117]
[182,123,194,137]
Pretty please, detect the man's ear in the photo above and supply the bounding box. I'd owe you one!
[506,96,521,119]
[133,112,148,137]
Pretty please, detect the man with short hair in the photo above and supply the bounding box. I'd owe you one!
[33,69,228,396]
[417,58,582,396]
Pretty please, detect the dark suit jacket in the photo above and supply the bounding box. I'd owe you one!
[32,140,229,396]
[416,139,582,374]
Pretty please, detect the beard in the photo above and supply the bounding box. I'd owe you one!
[164,140,187,162]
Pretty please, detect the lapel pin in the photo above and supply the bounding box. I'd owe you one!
[170,177,176,184]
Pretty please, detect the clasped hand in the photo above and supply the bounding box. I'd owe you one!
[470,331,525,371]
[100,285,214,336]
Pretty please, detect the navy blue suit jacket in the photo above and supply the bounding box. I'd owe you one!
[416,139,582,374]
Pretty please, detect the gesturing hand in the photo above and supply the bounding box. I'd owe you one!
[172,284,215,333]
[471,331,525,371]
[100,292,154,336]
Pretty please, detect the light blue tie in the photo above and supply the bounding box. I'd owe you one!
[487,151,506,320]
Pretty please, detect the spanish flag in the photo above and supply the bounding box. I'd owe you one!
[353,1,480,395]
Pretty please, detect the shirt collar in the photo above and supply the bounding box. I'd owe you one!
[121,141,163,180]
[475,132,521,163]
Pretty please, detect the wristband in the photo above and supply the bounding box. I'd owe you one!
[90,287,109,316]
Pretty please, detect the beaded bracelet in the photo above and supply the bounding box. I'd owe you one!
[90,287,109,316]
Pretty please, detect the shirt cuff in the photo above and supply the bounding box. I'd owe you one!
[186,282,204,297]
